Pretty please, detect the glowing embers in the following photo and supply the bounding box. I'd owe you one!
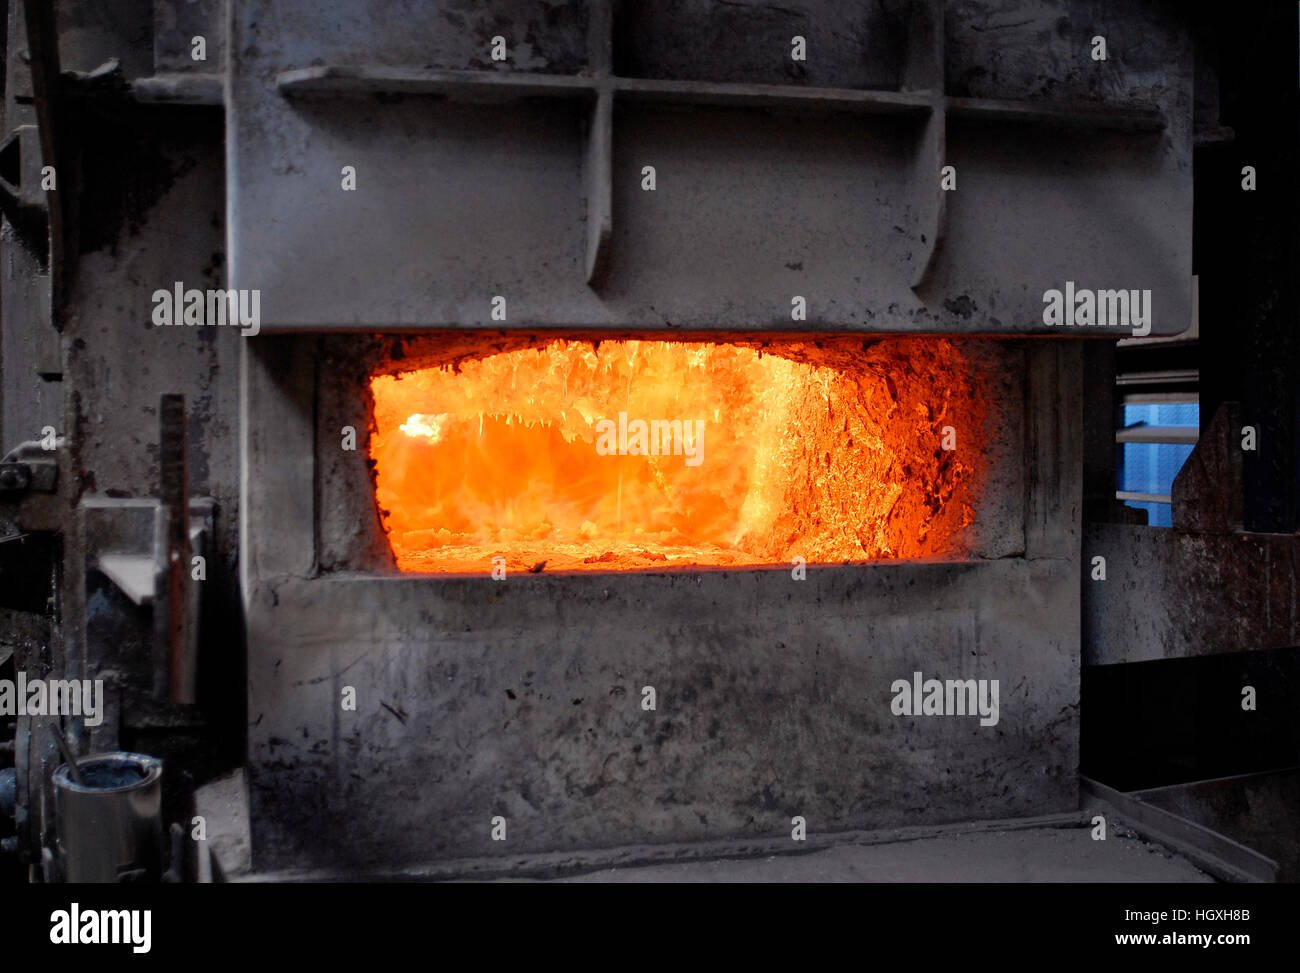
[369,337,984,574]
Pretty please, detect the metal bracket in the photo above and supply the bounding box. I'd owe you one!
[81,396,209,705]
[0,438,60,496]
[0,124,49,247]
[84,496,213,704]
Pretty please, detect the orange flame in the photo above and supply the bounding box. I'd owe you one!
[369,337,983,573]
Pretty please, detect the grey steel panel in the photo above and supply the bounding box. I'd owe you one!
[226,0,1193,335]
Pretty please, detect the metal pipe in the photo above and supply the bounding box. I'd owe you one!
[156,393,194,703]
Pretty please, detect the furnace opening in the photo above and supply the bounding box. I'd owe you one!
[369,336,985,573]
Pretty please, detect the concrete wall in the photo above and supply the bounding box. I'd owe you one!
[248,557,1080,868]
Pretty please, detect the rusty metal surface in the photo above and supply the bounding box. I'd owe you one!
[1081,777,1277,883]
[1084,397,1300,664]
[1132,770,1300,883]
[1082,524,1300,665]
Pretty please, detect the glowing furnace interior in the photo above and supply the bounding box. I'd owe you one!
[369,336,985,573]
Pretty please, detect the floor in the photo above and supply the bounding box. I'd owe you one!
[527,827,1214,883]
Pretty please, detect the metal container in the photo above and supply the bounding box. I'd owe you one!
[53,752,163,883]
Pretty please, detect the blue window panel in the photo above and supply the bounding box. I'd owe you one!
[1117,402,1198,527]
[1119,441,1196,496]
[1122,402,1199,427]
[1122,499,1173,527]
